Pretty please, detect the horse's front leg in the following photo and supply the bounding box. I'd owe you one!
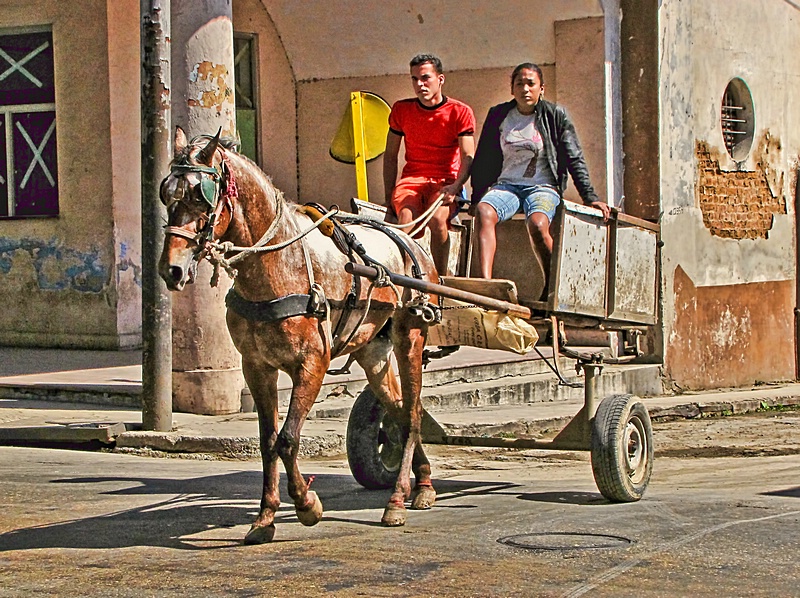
[277,340,328,528]
[241,360,281,545]
[382,319,428,527]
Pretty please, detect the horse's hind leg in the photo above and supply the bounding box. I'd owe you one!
[241,360,281,545]
[384,319,429,526]
[354,334,437,516]
[411,443,436,510]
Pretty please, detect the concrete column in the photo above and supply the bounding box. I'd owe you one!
[620,0,660,221]
[170,0,243,415]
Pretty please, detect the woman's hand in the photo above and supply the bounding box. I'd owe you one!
[590,201,611,221]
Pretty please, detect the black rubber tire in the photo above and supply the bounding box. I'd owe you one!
[346,386,403,490]
[591,394,654,502]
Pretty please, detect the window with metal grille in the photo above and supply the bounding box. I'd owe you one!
[721,77,754,161]
[0,28,58,218]
[234,33,258,163]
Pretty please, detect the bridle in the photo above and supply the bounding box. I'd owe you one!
[162,157,233,254]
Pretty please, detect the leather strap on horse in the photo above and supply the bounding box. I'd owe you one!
[298,203,408,360]
[225,288,327,323]
[333,211,426,280]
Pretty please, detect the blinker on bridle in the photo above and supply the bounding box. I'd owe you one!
[162,161,227,248]
[165,163,221,209]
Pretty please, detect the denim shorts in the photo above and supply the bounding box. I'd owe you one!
[479,183,561,222]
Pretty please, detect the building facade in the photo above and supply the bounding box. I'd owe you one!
[0,0,797,391]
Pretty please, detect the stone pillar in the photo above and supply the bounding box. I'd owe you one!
[620,0,660,221]
[169,0,243,415]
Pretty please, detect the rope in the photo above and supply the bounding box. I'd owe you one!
[206,204,339,272]
[382,194,444,233]
[408,197,442,238]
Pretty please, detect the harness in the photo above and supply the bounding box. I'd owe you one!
[163,145,438,362]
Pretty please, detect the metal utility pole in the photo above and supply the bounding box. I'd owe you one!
[141,0,173,431]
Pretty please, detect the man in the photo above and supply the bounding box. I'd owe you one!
[383,54,476,275]
[471,63,610,286]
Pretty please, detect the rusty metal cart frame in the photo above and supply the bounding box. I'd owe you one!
[344,202,661,503]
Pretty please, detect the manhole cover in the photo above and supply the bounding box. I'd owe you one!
[498,532,633,551]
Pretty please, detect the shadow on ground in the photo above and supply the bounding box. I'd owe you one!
[762,486,800,499]
[0,471,518,551]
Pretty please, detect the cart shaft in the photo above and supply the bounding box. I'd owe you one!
[345,262,532,319]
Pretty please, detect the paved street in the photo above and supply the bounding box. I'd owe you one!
[1,414,799,597]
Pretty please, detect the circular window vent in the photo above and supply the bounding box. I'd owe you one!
[721,77,755,161]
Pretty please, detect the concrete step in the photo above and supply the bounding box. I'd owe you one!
[308,363,663,420]
[266,347,579,409]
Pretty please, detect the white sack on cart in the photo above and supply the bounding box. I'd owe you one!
[426,298,538,354]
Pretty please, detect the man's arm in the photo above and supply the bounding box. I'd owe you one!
[383,131,402,205]
[439,134,475,205]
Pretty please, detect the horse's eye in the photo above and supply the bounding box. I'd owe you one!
[160,177,179,204]
[191,185,206,203]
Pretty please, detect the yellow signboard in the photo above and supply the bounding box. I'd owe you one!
[329,91,391,201]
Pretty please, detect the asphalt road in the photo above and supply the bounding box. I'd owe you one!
[1,414,799,597]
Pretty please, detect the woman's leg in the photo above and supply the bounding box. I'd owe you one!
[474,185,519,279]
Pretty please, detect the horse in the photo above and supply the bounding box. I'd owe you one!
[158,127,439,544]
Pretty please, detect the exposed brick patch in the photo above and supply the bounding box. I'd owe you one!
[696,141,785,239]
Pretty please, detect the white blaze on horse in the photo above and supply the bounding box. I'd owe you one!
[159,128,439,544]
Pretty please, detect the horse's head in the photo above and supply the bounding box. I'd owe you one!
[159,127,234,291]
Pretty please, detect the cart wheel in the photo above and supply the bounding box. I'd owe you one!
[591,394,654,502]
[346,386,403,489]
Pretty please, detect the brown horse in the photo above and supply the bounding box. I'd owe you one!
[159,128,439,543]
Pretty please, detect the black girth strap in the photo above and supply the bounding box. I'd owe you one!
[225,288,327,322]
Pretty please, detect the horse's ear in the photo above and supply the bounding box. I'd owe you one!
[197,127,222,165]
[174,127,188,155]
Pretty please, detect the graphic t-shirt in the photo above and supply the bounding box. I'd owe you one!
[497,107,557,187]
[388,97,475,179]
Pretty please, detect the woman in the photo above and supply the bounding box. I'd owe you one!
[471,63,610,283]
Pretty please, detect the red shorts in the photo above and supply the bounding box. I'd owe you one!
[390,176,459,221]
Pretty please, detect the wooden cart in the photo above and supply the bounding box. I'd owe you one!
[345,201,660,502]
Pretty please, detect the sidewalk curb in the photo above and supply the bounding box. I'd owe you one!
[115,431,346,460]
[107,393,800,459]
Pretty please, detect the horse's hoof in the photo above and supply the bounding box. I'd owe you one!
[244,523,276,545]
[411,485,436,510]
[381,502,407,527]
[296,491,323,527]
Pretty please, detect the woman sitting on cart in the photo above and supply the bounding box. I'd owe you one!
[470,63,610,288]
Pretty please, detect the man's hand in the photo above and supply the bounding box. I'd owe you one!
[438,183,461,205]
[590,201,611,221]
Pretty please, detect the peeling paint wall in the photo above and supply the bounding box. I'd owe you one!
[669,266,794,389]
[108,0,143,348]
[696,137,786,240]
[0,0,141,349]
[659,0,800,388]
[0,238,109,292]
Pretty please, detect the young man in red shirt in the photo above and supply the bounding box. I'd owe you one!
[383,54,476,275]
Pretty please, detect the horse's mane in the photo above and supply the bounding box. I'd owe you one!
[191,133,240,151]
[174,131,293,207]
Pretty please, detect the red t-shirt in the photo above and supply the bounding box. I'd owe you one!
[388,97,475,179]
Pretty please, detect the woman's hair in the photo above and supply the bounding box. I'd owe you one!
[510,63,544,87]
